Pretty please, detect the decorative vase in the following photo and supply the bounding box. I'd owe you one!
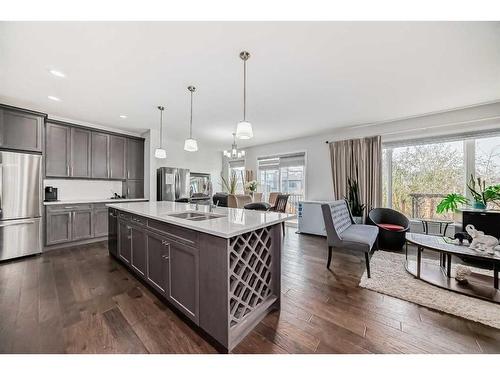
[473,201,486,210]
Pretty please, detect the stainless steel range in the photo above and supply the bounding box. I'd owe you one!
[0,151,42,261]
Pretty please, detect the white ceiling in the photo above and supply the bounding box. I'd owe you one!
[0,22,499,149]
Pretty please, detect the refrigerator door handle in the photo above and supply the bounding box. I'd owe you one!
[0,163,2,217]
[0,219,37,227]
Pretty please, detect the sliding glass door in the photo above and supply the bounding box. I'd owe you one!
[258,153,306,215]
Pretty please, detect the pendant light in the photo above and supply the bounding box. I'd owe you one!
[154,106,167,159]
[184,86,198,152]
[223,133,245,159]
[236,51,253,140]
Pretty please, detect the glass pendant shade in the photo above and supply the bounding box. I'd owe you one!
[236,121,253,140]
[184,138,198,152]
[154,148,166,159]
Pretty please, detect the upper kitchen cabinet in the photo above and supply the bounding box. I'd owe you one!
[46,122,71,177]
[71,127,92,178]
[126,138,144,180]
[0,106,45,152]
[91,132,109,178]
[109,135,126,179]
[45,119,144,182]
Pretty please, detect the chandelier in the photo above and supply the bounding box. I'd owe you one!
[223,133,245,159]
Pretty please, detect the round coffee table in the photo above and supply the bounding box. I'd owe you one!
[405,232,500,304]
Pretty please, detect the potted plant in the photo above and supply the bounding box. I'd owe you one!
[244,180,258,197]
[221,171,238,195]
[467,175,500,210]
[346,176,365,224]
[436,193,469,217]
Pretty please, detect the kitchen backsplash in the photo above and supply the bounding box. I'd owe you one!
[43,179,124,201]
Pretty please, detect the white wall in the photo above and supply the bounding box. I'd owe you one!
[237,101,500,202]
[144,129,223,200]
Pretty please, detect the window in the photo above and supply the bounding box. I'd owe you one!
[228,160,245,194]
[475,136,500,185]
[258,153,306,215]
[383,132,500,220]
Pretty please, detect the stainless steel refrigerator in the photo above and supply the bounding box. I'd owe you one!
[157,167,191,202]
[0,151,42,261]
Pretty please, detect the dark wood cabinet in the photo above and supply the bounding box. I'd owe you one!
[118,219,132,264]
[70,127,92,178]
[123,180,144,199]
[0,107,44,152]
[145,230,169,294]
[109,135,126,179]
[166,241,199,323]
[93,207,109,238]
[130,225,147,277]
[46,123,71,177]
[45,203,112,247]
[72,209,93,240]
[46,211,72,245]
[45,120,144,183]
[108,209,118,256]
[126,138,144,180]
[91,132,109,178]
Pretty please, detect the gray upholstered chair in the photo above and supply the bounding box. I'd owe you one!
[321,200,379,278]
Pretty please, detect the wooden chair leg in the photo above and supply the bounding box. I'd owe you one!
[365,252,371,278]
[327,246,333,269]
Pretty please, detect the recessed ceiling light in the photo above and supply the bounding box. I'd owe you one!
[49,69,66,78]
[48,95,61,102]
[119,115,128,119]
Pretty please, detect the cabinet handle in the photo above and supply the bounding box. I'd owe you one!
[162,254,170,260]
[64,206,78,209]
[161,240,170,247]
[67,164,70,176]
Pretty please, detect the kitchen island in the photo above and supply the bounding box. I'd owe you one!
[106,201,295,352]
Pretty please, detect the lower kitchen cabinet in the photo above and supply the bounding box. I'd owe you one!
[94,207,109,237]
[130,225,147,277]
[46,211,72,245]
[111,211,200,324]
[108,209,118,256]
[118,219,132,264]
[145,231,169,294]
[72,209,93,240]
[167,241,199,322]
[45,203,113,247]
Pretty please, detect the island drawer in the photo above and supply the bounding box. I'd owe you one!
[147,218,198,247]
[117,211,147,226]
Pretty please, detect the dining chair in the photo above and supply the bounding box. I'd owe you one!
[252,192,263,202]
[268,192,280,207]
[235,194,252,208]
[227,194,238,208]
[269,194,289,236]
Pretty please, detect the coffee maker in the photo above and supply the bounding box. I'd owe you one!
[44,186,58,202]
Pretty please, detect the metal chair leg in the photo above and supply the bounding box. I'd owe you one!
[365,252,371,278]
[327,246,333,269]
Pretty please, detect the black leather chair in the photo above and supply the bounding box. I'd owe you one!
[367,208,410,250]
[244,202,271,211]
[213,192,228,207]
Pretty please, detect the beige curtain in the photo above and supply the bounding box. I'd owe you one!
[329,136,382,215]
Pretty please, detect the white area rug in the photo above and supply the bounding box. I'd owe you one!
[359,251,500,329]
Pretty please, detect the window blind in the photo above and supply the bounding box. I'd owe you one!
[228,159,245,169]
[383,128,500,148]
[257,152,305,170]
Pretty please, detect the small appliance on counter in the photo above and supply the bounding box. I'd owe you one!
[44,186,58,202]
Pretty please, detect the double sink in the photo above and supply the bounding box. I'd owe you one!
[167,211,226,221]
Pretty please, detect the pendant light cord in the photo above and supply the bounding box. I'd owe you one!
[243,58,247,121]
[159,106,164,148]
[190,89,193,138]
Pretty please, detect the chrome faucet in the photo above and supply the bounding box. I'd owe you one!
[209,201,219,213]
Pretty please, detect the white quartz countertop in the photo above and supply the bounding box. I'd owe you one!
[44,198,148,205]
[106,201,296,238]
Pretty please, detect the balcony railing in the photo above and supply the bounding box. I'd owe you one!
[407,193,449,220]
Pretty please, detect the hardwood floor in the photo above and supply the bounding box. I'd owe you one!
[1,227,499,354]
